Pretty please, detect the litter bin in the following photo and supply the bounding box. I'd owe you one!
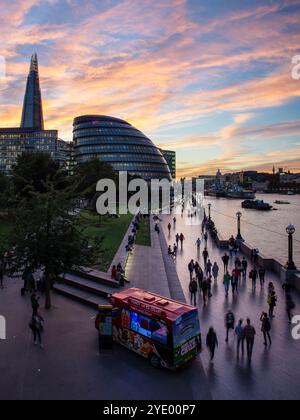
[96,305,113,351]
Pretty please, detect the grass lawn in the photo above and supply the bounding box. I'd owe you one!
[135,217,151,247]
[78,210,133,271]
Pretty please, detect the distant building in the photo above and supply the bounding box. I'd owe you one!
[0,54,70,174]
[159,149,176,179]
[73,115,171,181]
[0,128,59,173]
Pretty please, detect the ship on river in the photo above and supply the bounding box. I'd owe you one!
[205,186,255,200]
[242,199,272,211]
[204,169,255,199]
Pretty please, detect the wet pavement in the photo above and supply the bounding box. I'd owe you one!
[161,208,300,400]
[0,267,210,400]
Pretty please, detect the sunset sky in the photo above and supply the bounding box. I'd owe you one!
[0,0,299,178]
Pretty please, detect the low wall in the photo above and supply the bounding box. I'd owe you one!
[211,222,300,289]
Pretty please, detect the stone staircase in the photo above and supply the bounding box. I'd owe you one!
[53,216,134,308]
[54,271,120,309]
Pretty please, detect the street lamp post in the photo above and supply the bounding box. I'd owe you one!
[286,224,297,270]
[208,204,212,221]
[236,211,243,241]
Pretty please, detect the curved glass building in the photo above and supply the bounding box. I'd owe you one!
[73,115,171,180]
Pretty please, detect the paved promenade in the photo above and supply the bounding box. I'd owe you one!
[126,218,171,298]
[1,209,299,400]
[160,209,300,400]
[0,216,211,400]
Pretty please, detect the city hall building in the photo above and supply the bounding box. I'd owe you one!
[73,115,172,180]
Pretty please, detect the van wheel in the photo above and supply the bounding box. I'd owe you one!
[149,353,161,369]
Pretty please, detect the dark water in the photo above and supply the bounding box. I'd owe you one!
[203,194,300,268]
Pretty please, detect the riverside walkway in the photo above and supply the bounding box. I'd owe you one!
[0,216,211,401]
[1,210,299,400]
[160,209,300,400]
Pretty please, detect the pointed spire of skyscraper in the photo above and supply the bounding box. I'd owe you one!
[20,53,44,130]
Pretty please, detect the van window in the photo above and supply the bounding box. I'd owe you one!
[130,312,151,338]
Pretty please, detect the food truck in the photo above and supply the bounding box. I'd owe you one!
[96,288,202,369]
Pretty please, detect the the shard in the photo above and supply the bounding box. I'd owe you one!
[20,53,44,130]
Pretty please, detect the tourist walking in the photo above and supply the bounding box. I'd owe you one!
[235,319,245,359]
[168,223,172,234]
[207,275,213,298]
[231,271,238,295]
[204,232,208,246]
[268,290,277,319]
[196,238,201,250]
[31,293,40,318]
[173,217,176,226]
[244,319,256,361]
[179,233,185,248]
[228,236,235,257]
[206,328,218,361]
[189,278,198,306]
[196,266,204,289]
[188,260,195,281]
[212,262,219,282]
[225,310,235,342]
[173,244,178,258]
[30,313,44,347]
[268,282,275,296]
[259,266,266,287]
[249,268,258,289]
[201,277,209,305]
[155,223,160,234]
[251,249,259,266]
[175,233,180,247]
[223,271,231,297]
[242,257,248,278]
[260,312,272,346]
[206,259,212,276]
[222,253,230,272]
[202,248,209,268]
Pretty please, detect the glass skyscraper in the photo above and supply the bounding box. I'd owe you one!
[73,115,171,180]
[0,54,69,174]
[20,54,44,130]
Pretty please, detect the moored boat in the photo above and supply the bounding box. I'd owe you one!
[242,200,273,211]
[274,200,290,205]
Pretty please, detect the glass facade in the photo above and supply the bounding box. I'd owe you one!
[20,54,44,130]
[0,128,69,174]
[73,115,171,180]
[160,149,176,180]
[0,54,71,175]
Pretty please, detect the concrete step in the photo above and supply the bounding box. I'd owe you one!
[58,272,119,298]
[53,283,108,309]
[69,268,119,288]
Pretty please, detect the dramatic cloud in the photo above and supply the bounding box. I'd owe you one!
[0,0,300,176]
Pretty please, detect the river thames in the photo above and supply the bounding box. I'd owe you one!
[202,194,300,268]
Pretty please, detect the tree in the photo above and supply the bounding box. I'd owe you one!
[9,179,98,309]
[11,152,67,197]
[74,159,118,204]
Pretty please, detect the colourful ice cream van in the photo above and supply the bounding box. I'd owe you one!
[96,288,202,370]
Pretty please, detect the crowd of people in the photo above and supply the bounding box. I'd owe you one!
[167,213,297,366]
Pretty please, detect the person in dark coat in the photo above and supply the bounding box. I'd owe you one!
[206,327,218,361]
